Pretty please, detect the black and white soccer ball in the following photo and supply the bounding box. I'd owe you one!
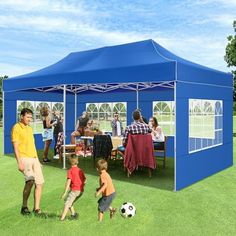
[120,202,136,218]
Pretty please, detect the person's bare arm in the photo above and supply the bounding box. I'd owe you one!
[75,120,80,131]
[45,116,55,128]
[155,127,162,138]
[12,141,24,172]
[95,182,107,197]
[61,179,71,199]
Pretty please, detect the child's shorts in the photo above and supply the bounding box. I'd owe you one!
[65,190,83,208]
[98,192,116,213]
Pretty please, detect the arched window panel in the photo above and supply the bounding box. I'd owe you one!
[36,102,50,111]
[99,103,112,113]
[17,101,34,122]
[86,103,99,123]
[215,101,223,115]
[153,101,175,136]
[17,101,34,111]
[52,102,64,116]
[189,99,223,153]
[86,102,127,132]
[16,100,64,134]
[86,103,98,113]
[113,102,126,113]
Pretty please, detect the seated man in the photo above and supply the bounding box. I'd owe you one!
[71,111,89,144]
[121,109,152,149]
[122,110,155,176]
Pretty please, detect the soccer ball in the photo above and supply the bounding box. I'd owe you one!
[120,202,136,218]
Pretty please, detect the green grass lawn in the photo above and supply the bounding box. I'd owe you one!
[234,116,236,134]
[0,128,236,236]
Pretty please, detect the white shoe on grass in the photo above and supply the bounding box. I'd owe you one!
[53,154,59,159]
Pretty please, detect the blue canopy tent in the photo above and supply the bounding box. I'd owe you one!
[2,39,233,190]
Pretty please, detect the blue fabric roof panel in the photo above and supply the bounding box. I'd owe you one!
[3,62,176,92]
[3,39,232,92]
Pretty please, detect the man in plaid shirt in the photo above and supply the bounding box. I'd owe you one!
[122,109,151,147]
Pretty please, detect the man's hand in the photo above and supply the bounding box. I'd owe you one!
[13,142,24,172]
[139,117,144,123]
[18,162,24,172]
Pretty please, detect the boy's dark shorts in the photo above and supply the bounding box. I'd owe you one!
[98,192,116,213]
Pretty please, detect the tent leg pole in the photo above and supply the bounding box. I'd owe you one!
[136,84,139,109]
[63,85,66,169]
[174,81,177,191]
[75,92,77,127]
[2,91,5,154]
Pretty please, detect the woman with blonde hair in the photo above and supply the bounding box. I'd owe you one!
[41,107,56,163]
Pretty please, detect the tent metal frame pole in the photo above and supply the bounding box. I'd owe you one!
[174,60,178,192]
[174,80,177,192]
[2,91,5,154]
[63,85,66,169]
[74,92,77,126]
[33,102,37,134]
[136,84,139,109]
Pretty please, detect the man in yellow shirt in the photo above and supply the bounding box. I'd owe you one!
[12,108,44,215]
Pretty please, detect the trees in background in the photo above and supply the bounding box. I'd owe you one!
[0,75,8,123]
[225,20,236,103]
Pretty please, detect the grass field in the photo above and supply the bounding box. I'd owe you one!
[234,116,236,134]
[0,125,236,236]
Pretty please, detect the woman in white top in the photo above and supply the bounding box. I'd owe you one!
[149,117,165,150]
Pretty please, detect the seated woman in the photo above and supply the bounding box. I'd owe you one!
[84,120,94,135]
[149,117,165,150]
[71,111,89,144]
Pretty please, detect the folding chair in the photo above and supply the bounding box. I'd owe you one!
[154,136,168,168]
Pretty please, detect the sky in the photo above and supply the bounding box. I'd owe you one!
[0,0,235,77]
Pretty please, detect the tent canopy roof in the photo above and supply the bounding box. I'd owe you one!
[3,39,232,92]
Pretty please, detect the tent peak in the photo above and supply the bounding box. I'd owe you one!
[69,39,155,55]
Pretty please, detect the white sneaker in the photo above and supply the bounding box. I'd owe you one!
[53,154,59,159]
